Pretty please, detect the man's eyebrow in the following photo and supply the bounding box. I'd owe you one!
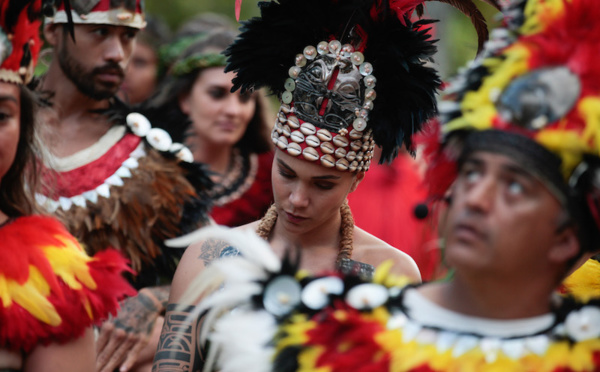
[502,163,537,182]
[0,95,18,104]
[460,157,483,169]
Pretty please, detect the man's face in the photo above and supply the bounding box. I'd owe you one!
[57,24,138,100]
[442,151,568,277]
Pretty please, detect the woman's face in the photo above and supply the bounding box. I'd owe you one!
[272,149,364,234]
[179,67,256,148]
[0,82,20,183]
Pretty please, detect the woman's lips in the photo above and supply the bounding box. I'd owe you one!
[217,121,238,131]
[284,211,308,224]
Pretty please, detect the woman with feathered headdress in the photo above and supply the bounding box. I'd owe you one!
[152,0,497,370]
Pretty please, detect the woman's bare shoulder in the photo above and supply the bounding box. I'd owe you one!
[352,227,421,282]
[235,220,261,232]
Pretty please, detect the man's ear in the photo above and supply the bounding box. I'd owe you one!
[349,171,365,193]
[43,24,61,46]
[549,225,580,264]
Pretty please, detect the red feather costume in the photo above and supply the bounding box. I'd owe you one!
[0,216,135,352]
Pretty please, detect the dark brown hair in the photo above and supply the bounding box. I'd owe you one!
[0,85,39,217]
[146,29,272,155]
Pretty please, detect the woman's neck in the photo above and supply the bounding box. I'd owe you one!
[257,202,355,273]
[272,208,342,254]
[187,136,233,175]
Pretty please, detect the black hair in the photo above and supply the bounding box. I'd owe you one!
[142,29,272,155]
[0,85,40,217]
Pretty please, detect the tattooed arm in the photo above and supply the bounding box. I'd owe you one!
[152,239,239,372]
[96,286,169,372]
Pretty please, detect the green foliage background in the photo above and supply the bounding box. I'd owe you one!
[145,0,501,80]
[145,0,259,30]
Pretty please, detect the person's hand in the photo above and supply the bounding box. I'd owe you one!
[96,289,163,372]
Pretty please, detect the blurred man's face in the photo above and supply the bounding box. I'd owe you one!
[442,151,567,277]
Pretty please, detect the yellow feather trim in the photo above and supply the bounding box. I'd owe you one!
[10,267,61,326]
[44,235,97,291]
[444,46,531,134]
[579,97,600,156]
[563,259,600,303]
[520,0,566,36]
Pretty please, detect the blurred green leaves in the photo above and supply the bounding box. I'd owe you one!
[145,0,260,30]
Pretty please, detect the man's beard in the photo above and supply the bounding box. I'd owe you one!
[58,43,124,101]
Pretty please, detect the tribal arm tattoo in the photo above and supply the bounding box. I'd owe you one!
[152,239,240,372]
[153,304,204,372]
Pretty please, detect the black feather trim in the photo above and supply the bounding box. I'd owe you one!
[93,97,214,230]
[225,0,371,95]
[5,0,36,32]
[363,15,440,161]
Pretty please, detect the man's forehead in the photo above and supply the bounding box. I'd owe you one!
[73,23,138,31]
[463,151,535,178]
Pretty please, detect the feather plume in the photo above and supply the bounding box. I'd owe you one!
[168,226,282,372]
[210,310,276,372]
[0,216,134,352]
[225,0,444,162]
[42,131,211,289]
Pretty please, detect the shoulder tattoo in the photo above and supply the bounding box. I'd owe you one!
[198,238,241,266]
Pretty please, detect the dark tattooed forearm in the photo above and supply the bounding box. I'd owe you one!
[113,286,166,334]
[198,238,240,266]
[140,285,170,313]
[152,304,204,372]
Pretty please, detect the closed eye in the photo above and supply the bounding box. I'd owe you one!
[315,182,334,190]
[278,169,295,179]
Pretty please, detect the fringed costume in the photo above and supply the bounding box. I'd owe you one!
[36,113,212,289]
[36,0,213,289]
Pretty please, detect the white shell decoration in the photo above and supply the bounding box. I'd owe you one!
[146,128,173,152]
[126,112,151,137]
[565,306,600,341]
[301,277,344,310]
[345,283,388,310]
[263,276,302,317]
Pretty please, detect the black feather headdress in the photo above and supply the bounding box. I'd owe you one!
[226,0,499,164]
